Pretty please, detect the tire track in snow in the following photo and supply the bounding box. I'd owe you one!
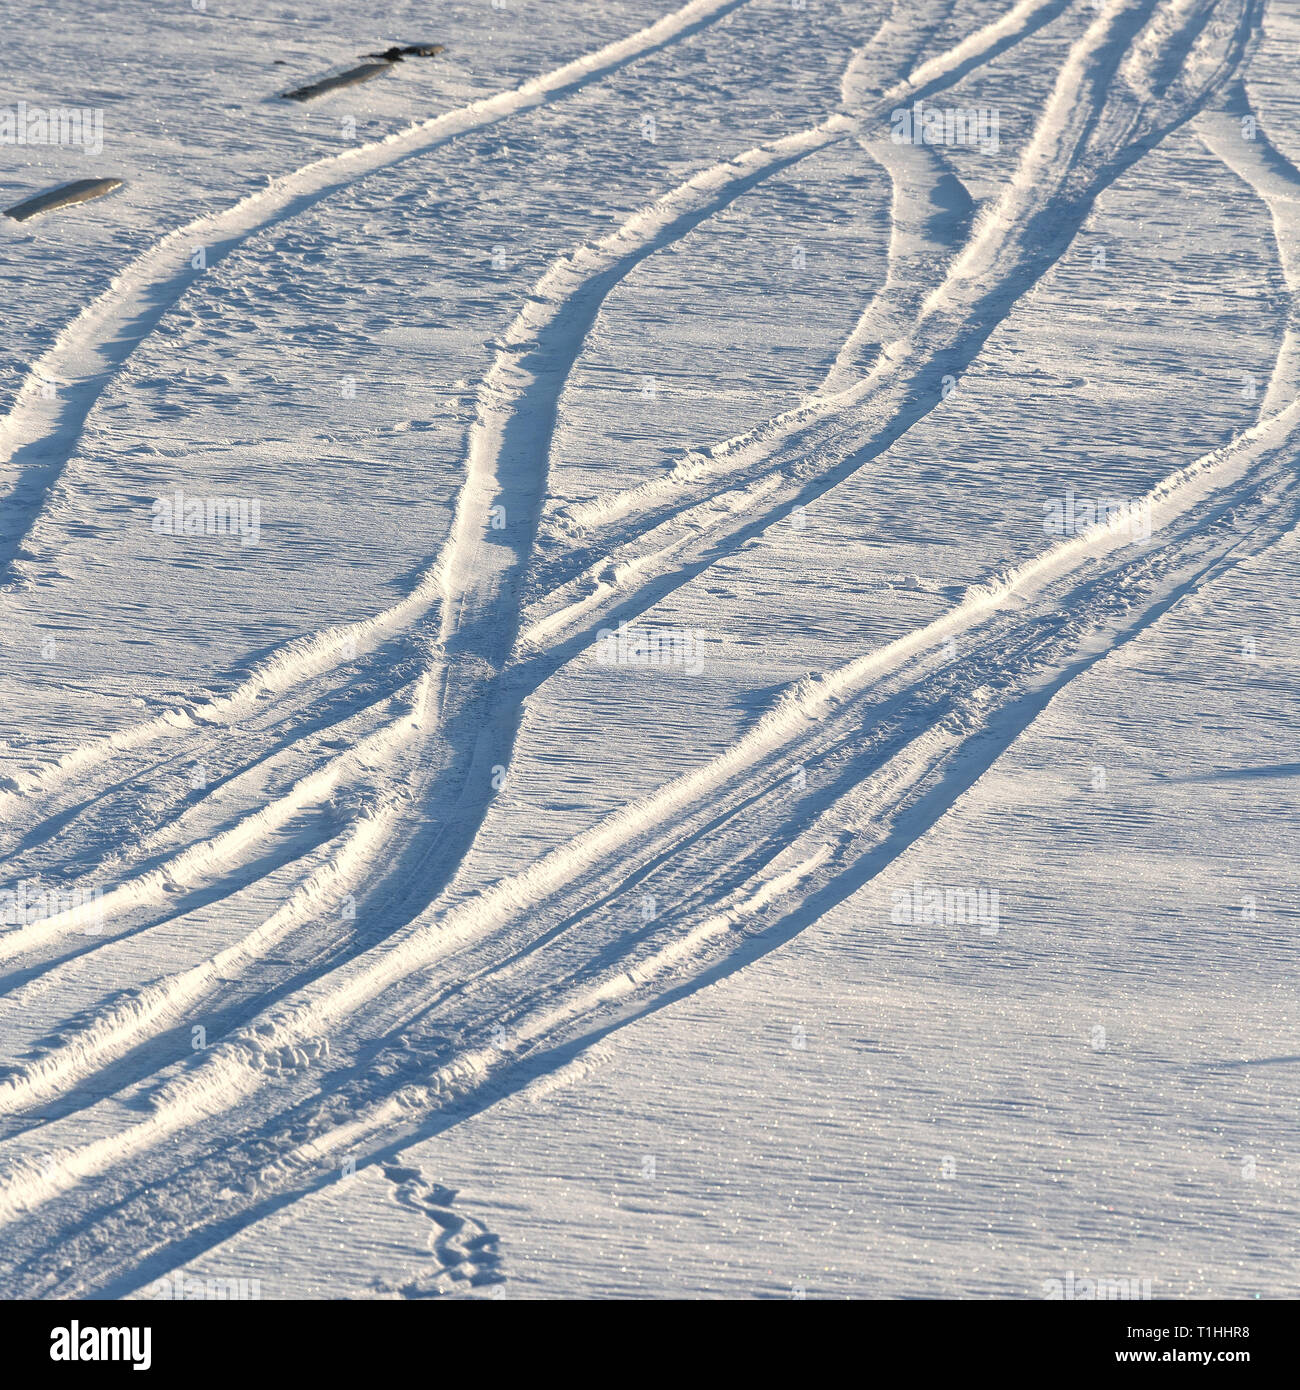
[539,0,1075,547]
[0,0,1237,981]
[0,1,774,933]
[3,366,1294,1228]
[0,0,1279,1274]
[818,0,1011,392]
[1,644,420,888]
[0,1,1063,949]
[0,0,1061,842]
[0,0,752,589]
[1196,80,1300,416]
[156,410,1300,1278]
[0,0,1254,1132]
[0,674,429,968]
[0,802,395,1119]
[26,401,1300,1303]
[0,2,1072,996]
[818,137,974,395]
[518,0,1257,657]
[23,0,1069,1008]
[0,0,759,876]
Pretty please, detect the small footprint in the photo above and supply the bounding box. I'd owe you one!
[371,1162,505,1299]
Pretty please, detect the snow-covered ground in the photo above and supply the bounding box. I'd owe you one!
[0,0,1296,1299]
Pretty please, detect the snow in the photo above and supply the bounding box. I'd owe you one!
[0,0,1296,1299]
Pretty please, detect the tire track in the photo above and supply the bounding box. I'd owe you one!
[0,0,1256,1135]
[0,0,1062,855]
[0,0,1280,1289]
[0,2,1071,1026]
[1196,79,1300,415]
[516,0,1257,664]
[0,0,772,941]
[0,0,752,590]
[9,385,1297,1300]
[3,350,1293,1228]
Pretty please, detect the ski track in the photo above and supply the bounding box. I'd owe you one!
[517,0,1256,654]
[0,0,1062,844]
[0,0,752,586]
[10,393,1297,1293]
[0,0,1294,1294]
[0,0,1071,1069]
[0,0,755,843]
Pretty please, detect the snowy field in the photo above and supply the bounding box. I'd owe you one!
[0,0,1296,1300]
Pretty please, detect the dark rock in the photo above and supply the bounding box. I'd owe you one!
[4,178,124,222]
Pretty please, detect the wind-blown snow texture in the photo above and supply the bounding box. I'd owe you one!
[0,0,1296,1299]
